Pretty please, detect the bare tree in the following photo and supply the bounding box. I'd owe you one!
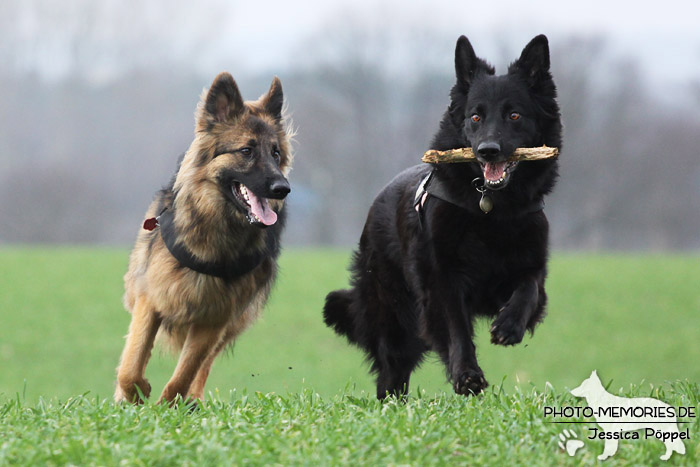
[1,5,699,249]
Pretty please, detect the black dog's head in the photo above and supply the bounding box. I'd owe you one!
[439,35,561,193]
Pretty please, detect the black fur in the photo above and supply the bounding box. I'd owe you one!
[323,35,562,399]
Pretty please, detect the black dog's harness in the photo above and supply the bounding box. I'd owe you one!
[143,207,277,280]
[413,168,545,223]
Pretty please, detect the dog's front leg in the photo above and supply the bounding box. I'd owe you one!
[598,437,619,460]
[422,278,488,396]
[490,274,544,346]
[447,325,488,396]
[159,324,224,404]
[115,296,162,403]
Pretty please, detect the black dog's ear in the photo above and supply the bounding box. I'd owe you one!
[510,35,550,85]
[450,36,493,129]
[455,35,477,85]
[203,72,245,123]
[260,76,284,121]
[455,36,494,86]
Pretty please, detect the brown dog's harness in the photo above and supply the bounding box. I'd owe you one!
[143,207,277,280]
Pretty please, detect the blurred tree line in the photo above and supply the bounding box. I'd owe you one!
[1,3,699,249]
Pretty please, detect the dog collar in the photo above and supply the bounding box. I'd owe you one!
[414,169,545,217]
[146,207,276,280]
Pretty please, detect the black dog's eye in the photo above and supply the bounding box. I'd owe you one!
[272,149,281,164]
[509,112,521,121]
[471,114,481,123]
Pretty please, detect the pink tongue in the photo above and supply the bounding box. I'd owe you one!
[247,189,277,226]
[484,162,508,181]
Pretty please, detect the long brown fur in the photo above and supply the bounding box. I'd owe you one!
[115,72,293,403]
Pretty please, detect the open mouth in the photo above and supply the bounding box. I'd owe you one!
[231,182,278,226]
[480,161,519,189]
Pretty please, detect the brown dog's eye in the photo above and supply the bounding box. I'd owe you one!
[239,147,252,157]
[272,149,281,165]
[471,114,481,123]
[509,112,521,121]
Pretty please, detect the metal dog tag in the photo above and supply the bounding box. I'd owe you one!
[479,193,493,213]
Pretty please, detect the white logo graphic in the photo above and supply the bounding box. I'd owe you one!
[558,429,584,456]
[569,370,687,461]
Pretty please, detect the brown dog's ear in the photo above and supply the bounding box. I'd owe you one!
[203,72,245,123]
[260,77,284,121]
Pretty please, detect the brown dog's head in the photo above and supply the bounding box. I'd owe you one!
[175,72,293,228]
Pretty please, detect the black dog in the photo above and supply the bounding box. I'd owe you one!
[324,35,562,399]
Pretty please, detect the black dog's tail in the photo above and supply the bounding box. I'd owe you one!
[323,289,356,342]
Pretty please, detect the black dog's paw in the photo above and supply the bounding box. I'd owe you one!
[453,370,488,396]
[490,310,526,346]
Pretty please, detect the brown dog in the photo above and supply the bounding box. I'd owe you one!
[114,72,293,403]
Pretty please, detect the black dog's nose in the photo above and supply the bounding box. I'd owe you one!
[269,180,291,199]
[477,142,501,158]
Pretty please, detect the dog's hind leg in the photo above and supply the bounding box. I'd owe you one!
[159,323,224,404]
[371,286,426,399]
[661,436,686,460]
[187,327,239,401]
[115,296,162,403]
[374,338,423,400]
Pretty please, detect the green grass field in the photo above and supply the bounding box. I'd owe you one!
[1,382,697,465]
[0,248,699,464]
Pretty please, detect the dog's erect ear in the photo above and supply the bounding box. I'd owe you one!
[454,36,494,85]
[455,35,477,85]
[455,36,489,86]
[203,72,245,123]
[260,77,284,121]
[511,35,550,84]
[449,36,494,130]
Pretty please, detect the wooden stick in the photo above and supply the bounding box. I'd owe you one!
[422,146,559,164]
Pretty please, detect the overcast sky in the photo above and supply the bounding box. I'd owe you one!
[232,0,699,79]
[9,0,700,94]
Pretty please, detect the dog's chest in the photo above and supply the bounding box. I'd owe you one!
[428,216,541,282]
[146,260,274,328]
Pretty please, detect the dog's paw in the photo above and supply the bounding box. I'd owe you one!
[453,369,488,396]
[490,310,526,346]
[558,429,584,457]
[114,378,151,404]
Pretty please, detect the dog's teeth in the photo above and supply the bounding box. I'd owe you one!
[240,185,250,202]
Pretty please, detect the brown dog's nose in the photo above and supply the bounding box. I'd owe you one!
[269,180,290,199]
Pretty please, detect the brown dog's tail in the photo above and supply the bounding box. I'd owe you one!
[323,289,357,342]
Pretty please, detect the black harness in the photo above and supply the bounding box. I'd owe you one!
[151,207,276,280]
[413,169,545,224]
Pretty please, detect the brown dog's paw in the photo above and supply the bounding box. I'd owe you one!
[114,378,151,403]
[159,384,199,407]
[490,311,526,346]
[158,391,200,411]
[453,370,488,396]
